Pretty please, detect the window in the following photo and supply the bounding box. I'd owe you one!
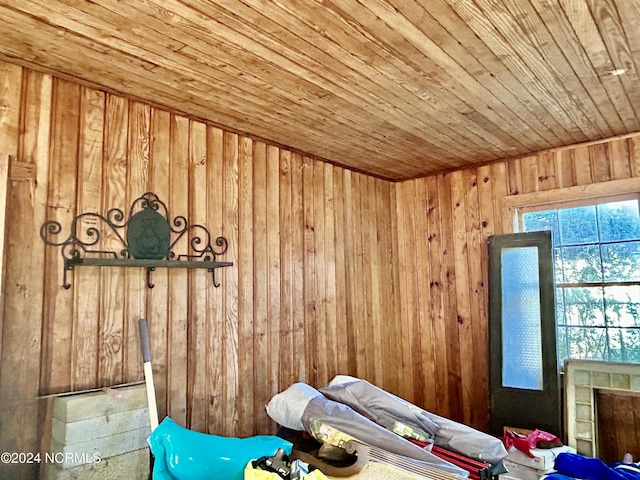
[518,197,640,367]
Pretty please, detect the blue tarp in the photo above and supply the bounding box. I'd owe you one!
[542,453,640,480]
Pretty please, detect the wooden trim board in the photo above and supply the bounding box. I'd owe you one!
[0,153,10,369]
[501,177,640,232]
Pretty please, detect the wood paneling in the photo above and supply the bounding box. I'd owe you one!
[3,57,640,479]
[597,390,640,463]
[1,1,640,179]
[0,68,50,480]
[0,61,401,478]
[395,130,640,430]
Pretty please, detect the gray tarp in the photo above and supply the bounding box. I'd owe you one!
[266,382,469,477]
[319,376,439,442]
[324,376,508,465]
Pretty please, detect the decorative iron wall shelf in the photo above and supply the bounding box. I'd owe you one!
[40,192,233,289]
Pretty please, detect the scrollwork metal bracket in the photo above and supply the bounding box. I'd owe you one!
[40,192,233,289]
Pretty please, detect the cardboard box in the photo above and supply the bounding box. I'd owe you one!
[505,445,576,471]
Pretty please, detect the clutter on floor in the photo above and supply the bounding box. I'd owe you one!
[263,375,510,480]
[143,374,513,479]
[496,428,640,480]
[265,381,468,476]
[496,428,572,480]
[151,375,640,480]
[499,443,576,480]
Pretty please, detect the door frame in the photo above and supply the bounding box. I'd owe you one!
[488,230,562,437]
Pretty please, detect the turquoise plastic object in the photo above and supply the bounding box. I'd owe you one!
[149,417,293,480]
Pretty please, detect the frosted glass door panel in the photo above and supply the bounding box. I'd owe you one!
[501,246,544,390]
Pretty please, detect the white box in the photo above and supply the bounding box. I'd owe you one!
[505,445,576,471]
[502,459,553,480]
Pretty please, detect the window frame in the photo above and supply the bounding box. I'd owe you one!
[514,192,640,233]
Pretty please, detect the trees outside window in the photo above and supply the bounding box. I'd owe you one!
[520,199,640,367]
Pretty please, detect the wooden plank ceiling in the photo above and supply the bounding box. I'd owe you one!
[0,0,638,180]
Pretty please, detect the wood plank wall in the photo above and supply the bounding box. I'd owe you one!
[596,390,640,463]
[395,133,640,431]
[0,61,401,479]
[3,57,640,479]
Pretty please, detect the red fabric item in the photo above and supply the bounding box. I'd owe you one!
[501,429,562,458]
[407,440,490,480]
[430,445,489,480]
